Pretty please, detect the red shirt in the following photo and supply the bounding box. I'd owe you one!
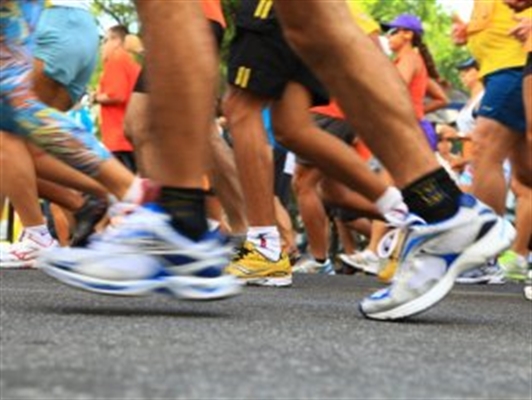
[99,48,140,152]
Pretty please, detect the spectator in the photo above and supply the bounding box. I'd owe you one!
[383,14,449,151]
[94,25,141,172]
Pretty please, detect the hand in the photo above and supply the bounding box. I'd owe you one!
[504,0,532,12]
[451,19,468,45]
[437,124,459,138]
[509,16,532,43]
[89,91,97,104]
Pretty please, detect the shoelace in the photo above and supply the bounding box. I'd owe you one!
[376,228,402,260]
[86,206,157,248]
[232,245,251,262]
[376,214,426,281]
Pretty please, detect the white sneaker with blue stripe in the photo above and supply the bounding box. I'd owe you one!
[359,195,515,321]
[292,257,336,275]
[37,204,242,300]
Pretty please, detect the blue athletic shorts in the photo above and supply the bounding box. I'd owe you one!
[34,6,98,103]
[478,68,526,134]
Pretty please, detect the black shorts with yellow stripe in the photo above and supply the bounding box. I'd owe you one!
[227,27,329,106]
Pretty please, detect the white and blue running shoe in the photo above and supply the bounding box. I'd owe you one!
[359,195,515,321]
[37,204,242,300]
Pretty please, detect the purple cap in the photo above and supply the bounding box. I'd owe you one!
[381,14,424,35]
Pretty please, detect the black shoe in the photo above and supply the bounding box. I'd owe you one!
[70,195,108,247]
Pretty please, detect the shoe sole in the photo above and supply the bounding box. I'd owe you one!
[361,217,515,321]
[456,274,506,285]
[340,258,379,275]
[41,264,242,301]
[339,259,365,272]
[455,277,492,284]
[292,267,336,275]
[242,276,293,287]
[0,261,37,269]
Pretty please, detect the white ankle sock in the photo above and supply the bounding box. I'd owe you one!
[247,226,281,261]
[25,224,49,236]
[375,187,409,225]
[24,224,53,245]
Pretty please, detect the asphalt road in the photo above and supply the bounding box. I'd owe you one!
[1,270,531,400]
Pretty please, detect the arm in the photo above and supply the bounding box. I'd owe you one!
[395,53,417,85]
[424,79,449,114]
[509,15,532,43]
[94,92,125,105]
[451,14,469,46]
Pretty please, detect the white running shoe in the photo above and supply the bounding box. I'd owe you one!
[359,195,515,321]
[524,268,532,301]
[339,250,381,275]
[292,258,336,275]
[37,204,242,300]
[455,262,505,285]
[0,230,58,269]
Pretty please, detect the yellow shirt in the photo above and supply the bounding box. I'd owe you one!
[346,0,380,35]
[467,0,527,77]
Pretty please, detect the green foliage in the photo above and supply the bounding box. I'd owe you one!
[88,0,138,90]
[89,0,472,89]
[91,0,137,32]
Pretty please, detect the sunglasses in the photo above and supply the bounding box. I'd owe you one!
[387,28,401,36]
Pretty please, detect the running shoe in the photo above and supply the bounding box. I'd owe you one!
[359,194,515,321]
[37,204,242,300]
[70,195,108,247]
[225,241,292,287]
[339,249,381,275]
[293,258,336,275]
[524,268,532,301]
[498,250,528,282]
[0,230,58,269]
[455,261,505,285]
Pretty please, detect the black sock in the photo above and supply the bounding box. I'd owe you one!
[402,168,462,223]
[157,187,208,241]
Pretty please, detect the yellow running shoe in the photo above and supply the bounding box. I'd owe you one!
[226,241,292,287]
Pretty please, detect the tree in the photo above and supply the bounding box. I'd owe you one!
[89,0,470,89]
[91,0,137,32]
[220,0,469,88]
